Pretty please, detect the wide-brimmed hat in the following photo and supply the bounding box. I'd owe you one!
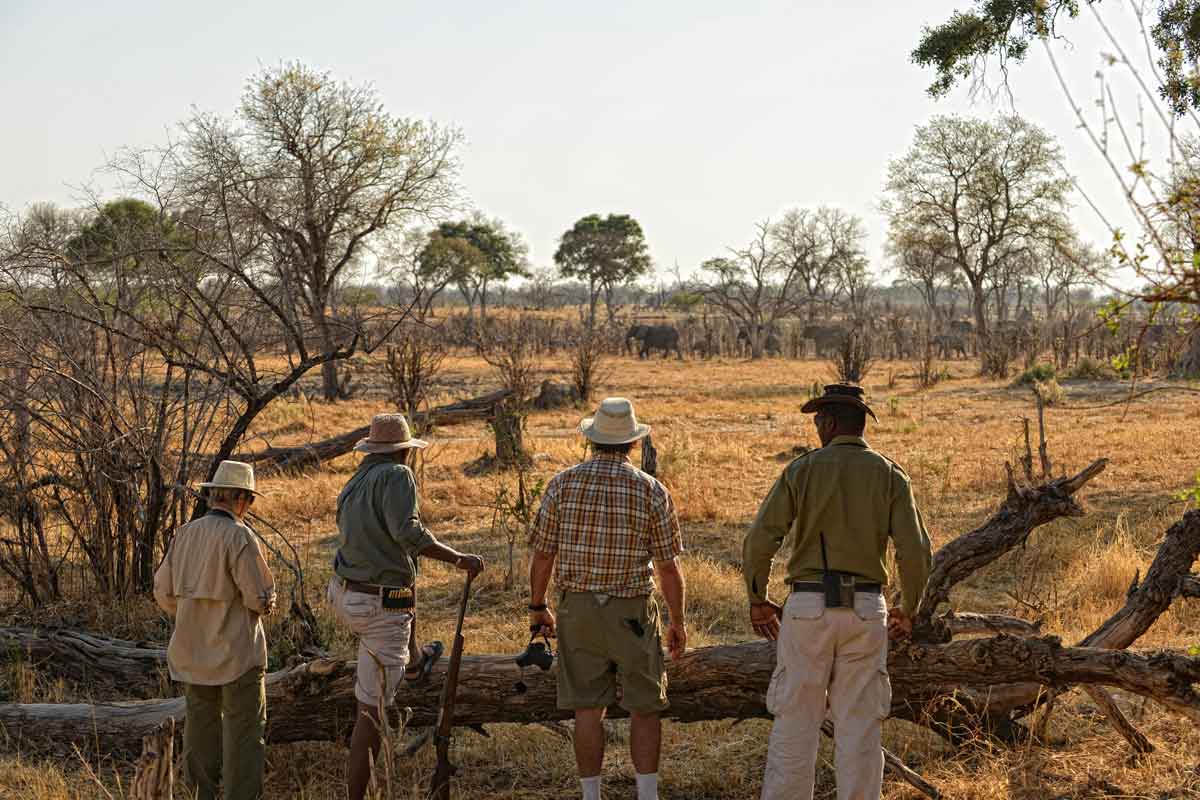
[354,413,428,454]
[580,397,651,445]
[198,460,262,495]
[800,383,878,421]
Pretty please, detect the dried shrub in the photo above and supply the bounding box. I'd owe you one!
[828,326,873,384]
[385,322,448,433]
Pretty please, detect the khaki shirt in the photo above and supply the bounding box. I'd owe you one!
[742,435,932,615]
[333,455,436,587]
[154,509,276,685]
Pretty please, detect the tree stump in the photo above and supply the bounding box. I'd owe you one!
[491,399,529,468]
[130,718,174,800]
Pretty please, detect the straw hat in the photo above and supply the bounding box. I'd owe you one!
[800,383,878,421]
[198,460,262,495]
[580,397,651,445]
[354,413,429,454]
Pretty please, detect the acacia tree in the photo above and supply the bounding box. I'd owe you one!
[882,115,1072,359]
[162,61,461,401]
[768,206,867,319]
[698,220,806,359]
[554,214,651,329]
[886,225,962,323]
[427,217,528,321]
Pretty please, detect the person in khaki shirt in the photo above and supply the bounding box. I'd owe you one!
[154,460,276,800]
[742,384,932,800]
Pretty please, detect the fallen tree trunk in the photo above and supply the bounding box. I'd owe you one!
[3,637,1198,759]
[0,627,168,698]
[243,389,512,471]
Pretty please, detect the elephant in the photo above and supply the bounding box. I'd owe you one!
[932,333,968,359]
[801,324,849,358]
[627,324,683,360]
[624,325,650,356]
[736,324,782,357]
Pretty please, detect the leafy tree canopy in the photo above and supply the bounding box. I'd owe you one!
[912,1,1200,115]
[553,213,651,287]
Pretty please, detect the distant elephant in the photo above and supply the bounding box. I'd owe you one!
[932,333,968,359]
[736,324,782,357]
[624,325,650,356]
[628,324,683,360]
[801,324,848,358]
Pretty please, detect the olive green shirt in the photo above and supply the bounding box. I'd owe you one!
[742,435,932,615]
[333,455,436,587]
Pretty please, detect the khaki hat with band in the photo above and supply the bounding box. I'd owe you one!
[354,413,429,454]
[198,460,262,495]
[580,397,651,445]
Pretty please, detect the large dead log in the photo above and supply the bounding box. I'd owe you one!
[0,627,167,698]
[244,389,512,471]
[2,637,1198,759]
[914,458,1107,635]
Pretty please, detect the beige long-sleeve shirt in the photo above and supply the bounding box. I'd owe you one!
[742,435,932,615]
[154,509,276,685]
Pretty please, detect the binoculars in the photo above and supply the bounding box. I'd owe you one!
[514,628,555,671]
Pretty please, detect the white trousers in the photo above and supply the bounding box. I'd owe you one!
[760,591,891,800]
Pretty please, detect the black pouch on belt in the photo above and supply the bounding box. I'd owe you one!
[381,587,414,612]
[819,533,857,608]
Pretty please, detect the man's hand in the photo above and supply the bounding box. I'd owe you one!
[455,554,485,578]
[530,607,556,638]
[887,607,913,641]
[750,601,782,641]
[665,621,687,660]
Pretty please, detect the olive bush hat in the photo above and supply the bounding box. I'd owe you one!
[800,383,878,421]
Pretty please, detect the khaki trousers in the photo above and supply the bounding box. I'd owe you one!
[761,591,891,800]
[183,666,267,800]
[328,576,413,707]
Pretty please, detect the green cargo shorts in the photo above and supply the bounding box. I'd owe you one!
[556,591,668,714]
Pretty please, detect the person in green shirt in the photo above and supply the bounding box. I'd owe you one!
[742,384,932,800]
[328,413,485,800]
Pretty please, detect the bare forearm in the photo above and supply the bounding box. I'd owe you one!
[419,541,468,567]
[656,562,686,626]
[529,550,554,605]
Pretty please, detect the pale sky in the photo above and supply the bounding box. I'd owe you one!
[0,1,1162,285]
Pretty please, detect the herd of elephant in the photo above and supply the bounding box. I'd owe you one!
[622,318,980,361]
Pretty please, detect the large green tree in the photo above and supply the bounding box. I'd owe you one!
[424,217,528,320]
[554,214,652,328]
[882,115,1072,348]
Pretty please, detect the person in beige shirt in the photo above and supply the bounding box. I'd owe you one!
[154,460,276,800]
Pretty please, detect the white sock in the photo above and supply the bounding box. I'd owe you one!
[636,772,658,800]
[580,775,601,800]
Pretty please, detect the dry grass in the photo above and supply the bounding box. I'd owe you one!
[3,352,1200,798]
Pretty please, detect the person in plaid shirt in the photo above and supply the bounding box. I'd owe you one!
[528,397,686,800]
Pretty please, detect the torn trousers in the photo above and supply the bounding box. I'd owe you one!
[760,591,891,800]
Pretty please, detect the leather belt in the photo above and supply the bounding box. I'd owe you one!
[792,581,881,594]
[342,578,415,607]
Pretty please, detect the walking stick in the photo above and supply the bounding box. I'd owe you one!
[428,572,475,800]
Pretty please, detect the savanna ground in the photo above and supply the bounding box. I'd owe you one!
[2,351,1199,799]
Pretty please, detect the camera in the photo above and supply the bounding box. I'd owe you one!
[515,631,555,671]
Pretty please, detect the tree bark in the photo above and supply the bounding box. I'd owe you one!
[0,627,168,698]
[3,637,1198,759]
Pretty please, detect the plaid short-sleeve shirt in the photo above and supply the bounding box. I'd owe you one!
[529,452,683,597]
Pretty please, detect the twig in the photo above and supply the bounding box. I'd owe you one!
[1056,386,1200,411]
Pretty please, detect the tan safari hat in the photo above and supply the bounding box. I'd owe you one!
[580,397,651,445]
[800,383,878,421]
[198,460,262,495]
[354,413,429,454]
